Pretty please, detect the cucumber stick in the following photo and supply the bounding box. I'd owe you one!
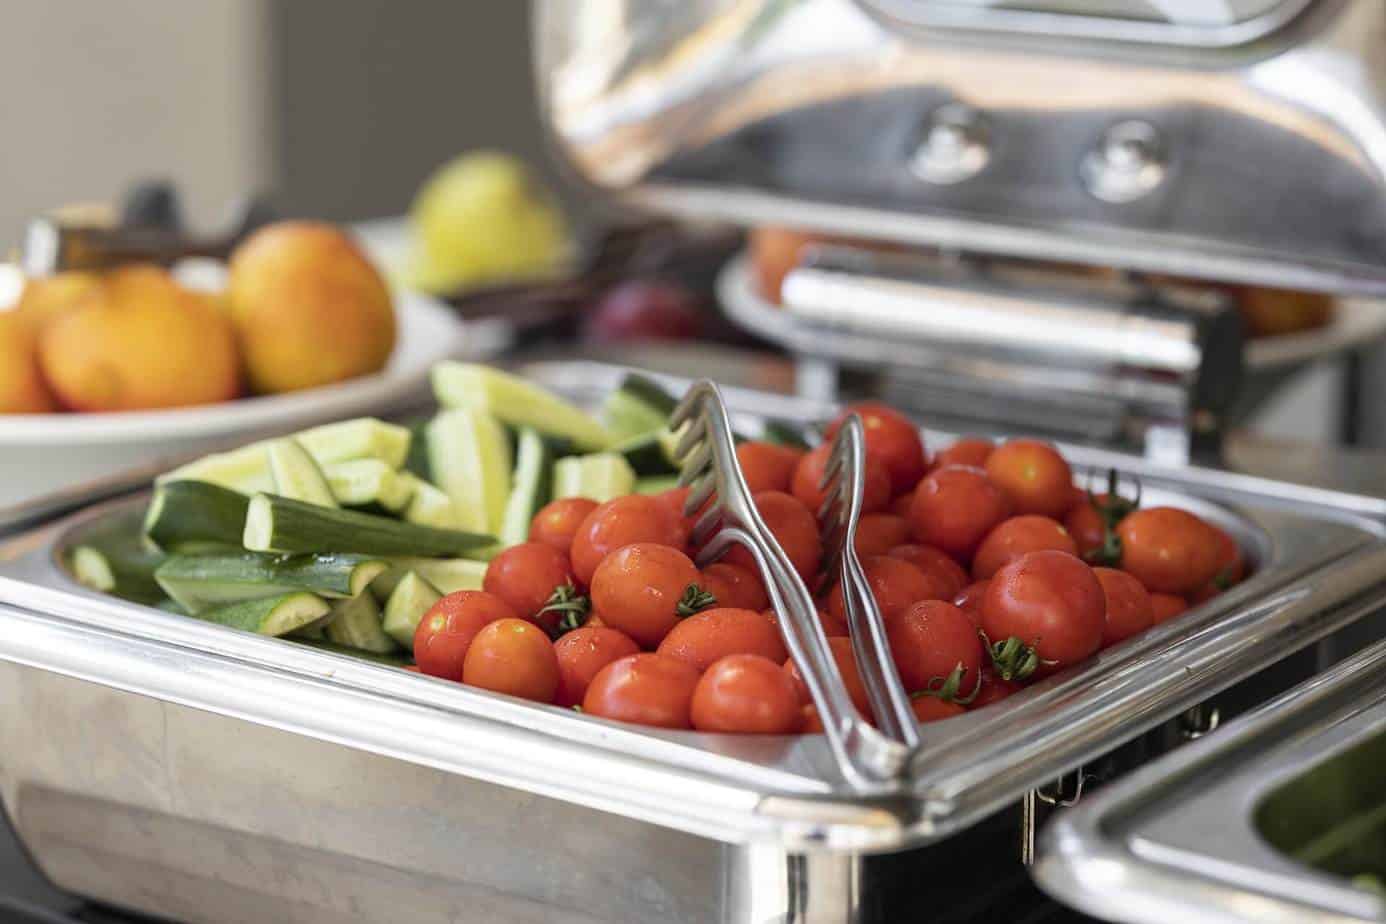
[552,453,636,503]
[325,459,414,511]
[373,557,487,601]
[499,427,552,546]
[144,480,250,552]
[69,543,164,604]
[194,592,330,637]
[609,431,677,476]
[382,572,443,647]
[634,475,681,495]
[617,373,679,417]
[603,390,670,443]
[160,443,273,494]
[295,418,411,469]
[325,591,398,653]
[431,362,611,451]
[243,494,493,557]
[401,476,460,528]
[155,552,388,613]
[268,438,338,507]
[427,408,511,534]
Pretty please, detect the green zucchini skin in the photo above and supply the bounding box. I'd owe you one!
[761,419,813,451]
[68,515,166,604]
[617,373,678,417]
[154,552,388,613]
[243,494,494,558]
[143,480,251,552]
[193,592,330,637]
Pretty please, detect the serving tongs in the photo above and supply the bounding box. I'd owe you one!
[815,414,921,749]
[670,382,910,786]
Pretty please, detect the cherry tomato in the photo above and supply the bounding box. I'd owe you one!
[971,667,1022,708]
[583,653,701,729]
[825,402,927,495]
[529,497,599,556]
[910,696,966,723]
[1150,593,1189,624]
[980,550,1106,673]
[854,514,912,557]
[800,704,826,734]
[908,465,1013,561]
[933,437,995,471]
[1093,567,1154,646]
[590,543,704,648]
[413,590,518,680]
[971,515,1077,581]
[691,654,802,734]
[985,439,1074,518]
[791,441,892,516]
[482,542,577,634]
[1117,507,1223,595]
[952,580,990,629]
[1064,498,1108,562]
[736,441,804,495]
[699,562,769,612]
[553,626,640,707]
[887,544,969,600]
[886,600,984,697]
[825,555,950,627]
[654,486,701,539]
[1194,525,1247,601]
[570,495,684,586]
[784,636,872,716]
[461,618,560,703]
[812,606,850,637]
[724,491,822,583]
[657,607,788,672]
[890,489,915,518]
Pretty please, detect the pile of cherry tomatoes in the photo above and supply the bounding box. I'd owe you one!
[412,402,1246,735]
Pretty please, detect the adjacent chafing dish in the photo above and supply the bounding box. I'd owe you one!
[2,360,1386,922]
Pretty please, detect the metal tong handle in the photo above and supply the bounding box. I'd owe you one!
[670,382,907,785]
[819,415,921,748]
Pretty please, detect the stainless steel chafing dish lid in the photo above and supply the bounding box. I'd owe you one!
[1033,634,1386,923]
[534,0,1386,295]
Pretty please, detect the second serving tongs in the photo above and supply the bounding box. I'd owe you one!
[670,382,909,786]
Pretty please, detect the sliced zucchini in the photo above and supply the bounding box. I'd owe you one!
[634,475,681,495]
[382,571,443,648]
[154,598,189,616]
[243,494,493,558]
[325,459,415,512]
[499,427,552,546]
[617,372,679,417]
[144,480,251,552]
[403,418,431,480]
[155,552,388,613]
[159,443,273,494]
[193,592,331,637]
[432,362,611,451]
[325,591,398,654]
[427,408,512,534]
[295,418,411,469]
[401,476,460,528]
[293,637,411,667]
[291,622,327,640]
[372,557,488,601]
[268,438,338,507]
[761,419,812,450]
[552,453,637,503]
[67,527,165,604]
[609,431,677,476]
[603,389,671,443]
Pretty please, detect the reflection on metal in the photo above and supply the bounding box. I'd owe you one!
[1080,120,1169,204]
[910,103,992,185]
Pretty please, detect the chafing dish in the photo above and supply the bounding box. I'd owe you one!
[2,360,1386,922]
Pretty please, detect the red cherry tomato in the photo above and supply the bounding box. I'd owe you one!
[570,495,684,586]
[800,704,827,734]
[887,600,984,698]
[1117,507,1223,595]
[529,497,599,556]
[854,514,912,557]
[553,626,640,707]
[784,636,872,716]
[657,607,788,672]
[698,562,770,612]
[691,654,803,734]
[736,441,804,495]
[908,465,1013,561]
[461,618,561,703]
[482,542,576,634]
[654,486,701,539]
[724,491,822,584]
[791,441,892,516]
[1093,567,1154,646]
[952,580,990,629]
[583,653,701,729]
[1191,525,1247,601]
[1064,499,1108,563]
[910,696,966,723]
[1150,593,1189,624]
[933,437,995,471]
[825,555,951,627]
[890,489,916,518]
[971,515,1077,581]
[887,544,969,600]
[825,402,927,495]
[413,590,518,680]
[590,543,704,648]
[980,550,1106,673]
[971,667,1022,708]
[985,439,1074,518]
[812,606,850,637]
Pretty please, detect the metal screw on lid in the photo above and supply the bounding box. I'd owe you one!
[1081,120,1168,203]
[910,103,991,185]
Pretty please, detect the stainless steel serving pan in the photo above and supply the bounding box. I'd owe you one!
[2,360,1386,922]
